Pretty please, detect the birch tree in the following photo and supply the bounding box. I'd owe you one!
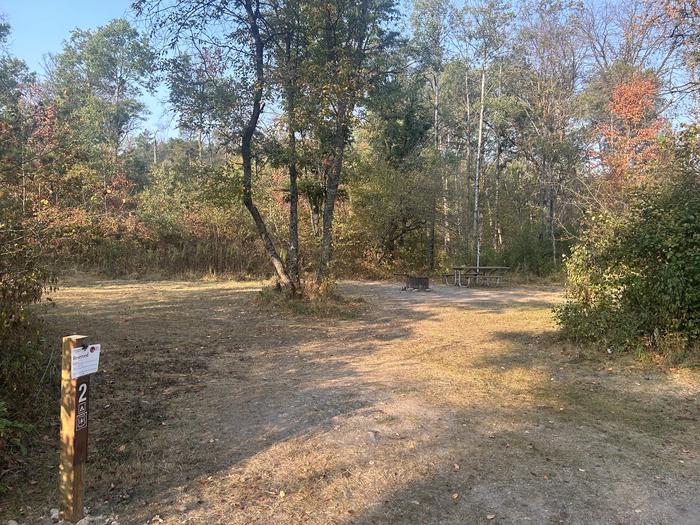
[410,0,452,265]
[456,0,512,268]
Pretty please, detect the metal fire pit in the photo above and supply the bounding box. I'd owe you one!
[399,274,430,291]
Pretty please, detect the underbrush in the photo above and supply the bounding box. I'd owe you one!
[556,166,699,365]
[57,265,269,283]
[506,270,565,287]
[257,285,368,319]
[0,312,57,488]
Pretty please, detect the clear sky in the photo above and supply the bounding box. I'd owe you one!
[2,0,174,135]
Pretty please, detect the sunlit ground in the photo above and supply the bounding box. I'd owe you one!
[5,279,699,525]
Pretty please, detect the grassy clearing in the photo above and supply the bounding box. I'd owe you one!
[2,279,698,524]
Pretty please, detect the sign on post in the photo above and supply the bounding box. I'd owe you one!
[59,335,100,522]
[71,344,101,379]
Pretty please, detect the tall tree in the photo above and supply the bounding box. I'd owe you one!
[410,0,451,265]
[268,0,309,291]
[305,0,398,286]
[513,0,584,267]
[48,19,155,211]
[598,75,666,189]
[456,0,513,268]
[134,0,297,292]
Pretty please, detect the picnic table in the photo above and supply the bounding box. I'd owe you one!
[449,266,510,287]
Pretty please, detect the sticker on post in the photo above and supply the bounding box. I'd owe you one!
[71,344,100,379]
[76,410,88,431]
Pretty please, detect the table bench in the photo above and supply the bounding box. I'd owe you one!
[450,266,509,287]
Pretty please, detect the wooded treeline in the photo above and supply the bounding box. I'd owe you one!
[4,1,698,289]
[1,0,700,453]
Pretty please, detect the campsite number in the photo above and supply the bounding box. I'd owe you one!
[59,335,97,522]
[78,382,87,403]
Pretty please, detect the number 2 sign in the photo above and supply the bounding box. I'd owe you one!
[59,335,98,522]
[76,382,88,431]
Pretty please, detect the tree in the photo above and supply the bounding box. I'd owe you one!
[48,19,155,211]
[511,0,584,268]
[455,0,513,268]
[50,20,154,154]
[304,0,399,286]
[656,0,700,95]
[167,51,235,160]
[347,54,434,268]
[598,75,665,187]
[134,0,298,293]
[268,0,310,291]
[410,0,451,265]
[0,20,55,459]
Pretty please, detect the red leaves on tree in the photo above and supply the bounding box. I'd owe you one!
[598,76,665,185]
[608,78,657,126]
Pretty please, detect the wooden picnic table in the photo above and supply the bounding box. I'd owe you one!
[451,266,510,287]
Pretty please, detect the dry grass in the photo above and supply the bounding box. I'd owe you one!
[257,286,368,319]
[3,278,699,524]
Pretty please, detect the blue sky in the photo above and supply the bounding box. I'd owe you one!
[2,0,174,136]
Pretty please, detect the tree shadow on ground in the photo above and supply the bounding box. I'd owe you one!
[343,327,699,525]
[12,280,699,525]
[478,330,698,440]
[20,280,441,523]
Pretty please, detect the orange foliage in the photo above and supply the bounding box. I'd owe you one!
[598,77,665,184]
[608,77,656,125]
[660,0,700,21]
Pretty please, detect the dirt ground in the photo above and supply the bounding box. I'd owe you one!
[5,278,700,524]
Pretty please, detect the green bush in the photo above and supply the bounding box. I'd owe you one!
[556,167,700,357]
[0,401,35,461]
[0,220,54,471]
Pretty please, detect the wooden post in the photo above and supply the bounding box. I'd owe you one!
[59,335,89,522]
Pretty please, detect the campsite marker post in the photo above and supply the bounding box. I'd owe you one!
[59,335,100,522]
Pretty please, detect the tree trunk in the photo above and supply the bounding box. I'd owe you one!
[474,68,486,270]
[494,131,503,250]
[316,104,347,286]
[464,69,472,256]
[287,111,301,290]
[433,71,449,256]
[494,63,503,251]
[21,143,26,215]
[433,71,440,151]
[428,219,436,270]
[284,78,300,290]
[310,204,320,237]
[547,177,557,268]
[281,14,301,293]
[539,159,547,240]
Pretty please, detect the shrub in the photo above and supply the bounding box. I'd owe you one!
[0,217,55,471]
[556,165,700,357]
